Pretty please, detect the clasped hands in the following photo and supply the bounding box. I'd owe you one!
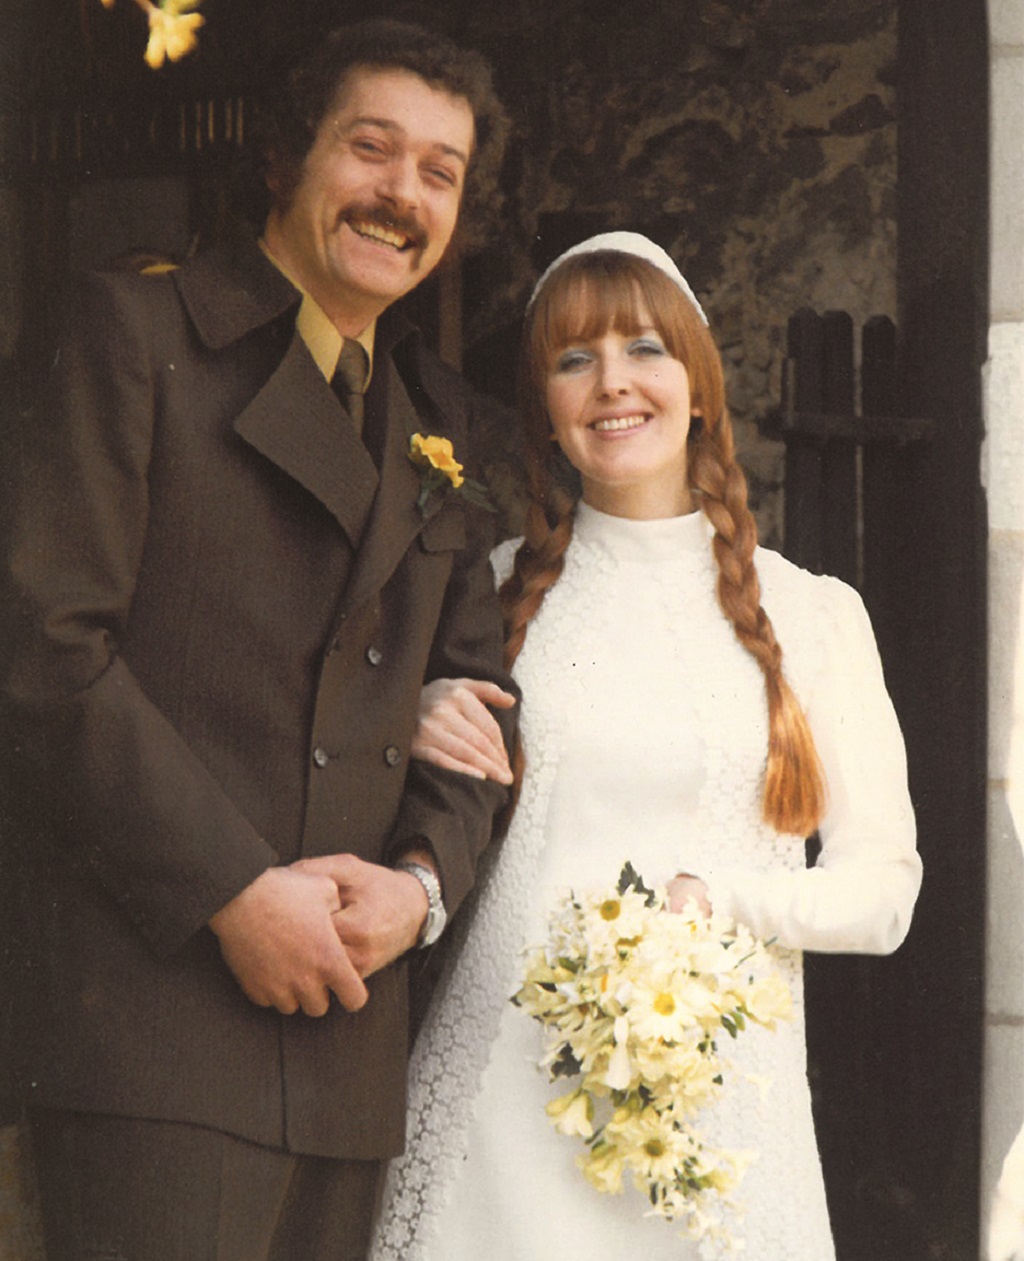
[209,853,431,1018]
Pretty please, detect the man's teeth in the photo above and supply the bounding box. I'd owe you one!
[591,415,647,432]
[352,221,410,250]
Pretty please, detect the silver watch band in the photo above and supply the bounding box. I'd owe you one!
[395,860,447,947]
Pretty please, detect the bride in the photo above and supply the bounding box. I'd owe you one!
[371,232,922,1259]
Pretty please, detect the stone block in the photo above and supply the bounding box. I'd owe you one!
[986,785,1024,1019]
[987,533,1024,775]
[981,1021,1024,1247]
[988,0,1024,49]
[983,323,1024,531]
[991,54,1024,320]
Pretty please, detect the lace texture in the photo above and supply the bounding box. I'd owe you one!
[371,505,888,1260]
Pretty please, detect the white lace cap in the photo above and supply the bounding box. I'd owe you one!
[529,230,708,326]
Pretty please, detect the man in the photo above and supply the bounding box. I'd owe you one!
[0,19,516,1260]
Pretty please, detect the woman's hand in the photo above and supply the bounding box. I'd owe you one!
[666,872,712,918]
[411,678,516,784]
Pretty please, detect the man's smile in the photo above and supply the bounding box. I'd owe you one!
[343,207,426,254]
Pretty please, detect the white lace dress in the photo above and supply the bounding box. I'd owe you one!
[372,503,921,1261]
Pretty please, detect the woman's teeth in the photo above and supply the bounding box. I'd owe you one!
[591,415,647,432]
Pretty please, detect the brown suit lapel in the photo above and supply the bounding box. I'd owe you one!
[177,237,455,612]
[338,356,445,618]
[233,333,380,550]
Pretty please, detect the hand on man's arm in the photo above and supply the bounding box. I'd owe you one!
[412,678,516,784]
[209,864,369,1016]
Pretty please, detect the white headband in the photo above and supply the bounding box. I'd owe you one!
[528,231,708,326]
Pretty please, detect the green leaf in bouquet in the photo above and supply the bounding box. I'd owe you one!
[550,1043,582,1080]
[616,861,657,906]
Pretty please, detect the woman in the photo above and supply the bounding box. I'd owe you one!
[371,233,921,1260]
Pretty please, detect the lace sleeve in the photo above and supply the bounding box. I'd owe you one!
[489,536,523,589]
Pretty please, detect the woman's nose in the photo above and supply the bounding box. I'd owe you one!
[596,355,630,395]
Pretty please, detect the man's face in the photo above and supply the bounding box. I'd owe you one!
[266,66,475,334]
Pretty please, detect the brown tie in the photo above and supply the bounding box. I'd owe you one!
[333,340,369,435]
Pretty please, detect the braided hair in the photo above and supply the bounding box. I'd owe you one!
[501,251,826,836]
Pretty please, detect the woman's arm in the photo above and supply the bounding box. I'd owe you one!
[705,576,922,955]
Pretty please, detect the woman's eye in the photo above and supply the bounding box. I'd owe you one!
[630,338,666,358]
[554,350,592,373]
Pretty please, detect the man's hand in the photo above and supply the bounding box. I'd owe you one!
[294,853,431,978]
[209,866,368,1016]
[411,677,516,784]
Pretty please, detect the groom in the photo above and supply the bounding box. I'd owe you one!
[1,18,515,1260]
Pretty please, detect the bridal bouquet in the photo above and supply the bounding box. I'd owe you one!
[513,864,791,1252]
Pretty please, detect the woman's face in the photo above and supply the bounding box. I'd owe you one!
[544,305,696,519]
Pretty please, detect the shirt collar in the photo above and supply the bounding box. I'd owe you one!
[258,239,375,385]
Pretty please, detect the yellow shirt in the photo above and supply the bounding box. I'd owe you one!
[258,239,375,386]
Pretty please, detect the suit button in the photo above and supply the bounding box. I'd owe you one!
[383,745,402,767]
[366,646,383,666]
[312,746,329,768]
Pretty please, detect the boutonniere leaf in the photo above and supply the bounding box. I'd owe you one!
[408,432,495,515]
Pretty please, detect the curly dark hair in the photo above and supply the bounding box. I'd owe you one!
[241,18,508,242]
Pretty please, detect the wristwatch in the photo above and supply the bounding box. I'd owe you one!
[395,860,447,947]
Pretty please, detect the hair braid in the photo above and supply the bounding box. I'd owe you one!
[690,419,826,835]
[500,462,576,671]
[494,456,575,818]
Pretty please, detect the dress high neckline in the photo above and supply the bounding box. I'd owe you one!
[574,499,712,562]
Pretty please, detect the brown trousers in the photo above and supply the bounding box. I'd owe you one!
[28,1110,385,1261]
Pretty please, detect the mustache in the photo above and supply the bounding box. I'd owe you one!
[343,203,428,251]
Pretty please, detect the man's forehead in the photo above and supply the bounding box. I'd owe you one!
[328,65,475,153]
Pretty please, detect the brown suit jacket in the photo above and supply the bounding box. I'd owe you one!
[0,233,515,1159]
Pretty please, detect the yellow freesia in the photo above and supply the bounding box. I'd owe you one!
[579,1140,626,1195]
[98,0,204,67]
[408,433,464,488]
[545,1088,593,1139]
[145,5,204,69]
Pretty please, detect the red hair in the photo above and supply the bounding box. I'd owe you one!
[501,251,826,836]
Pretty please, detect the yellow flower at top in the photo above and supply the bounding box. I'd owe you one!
[409,433,465,488]
[144,1,205,70]
[99,0,116,9]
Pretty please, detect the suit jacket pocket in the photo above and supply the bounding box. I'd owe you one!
[418,505,466,554]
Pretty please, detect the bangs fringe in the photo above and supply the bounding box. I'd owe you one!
[534,265,651,354]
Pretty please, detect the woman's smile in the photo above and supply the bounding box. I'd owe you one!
[589,412,650,433]
[545,311,695,518]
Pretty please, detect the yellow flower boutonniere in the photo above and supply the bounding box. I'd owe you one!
[408,433,494,515]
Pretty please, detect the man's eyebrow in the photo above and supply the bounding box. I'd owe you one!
[343,115,470,167]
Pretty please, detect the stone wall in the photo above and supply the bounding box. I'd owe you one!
[443,0,898,545]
